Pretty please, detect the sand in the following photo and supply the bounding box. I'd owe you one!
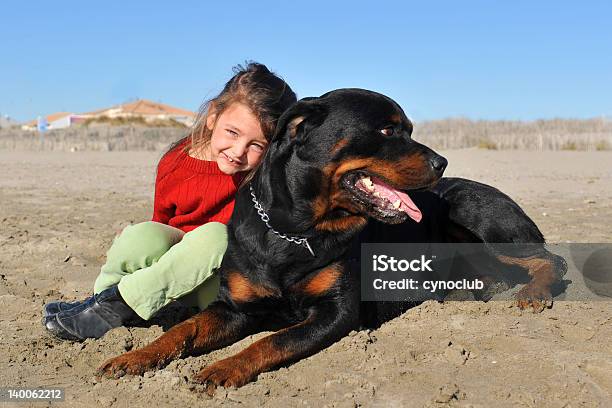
[1,149,611,407]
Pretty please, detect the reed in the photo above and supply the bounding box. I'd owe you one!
[1,118,610,151]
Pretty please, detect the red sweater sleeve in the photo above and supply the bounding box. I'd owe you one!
[151,153,176,224]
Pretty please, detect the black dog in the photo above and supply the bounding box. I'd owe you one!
[97,89,565,392]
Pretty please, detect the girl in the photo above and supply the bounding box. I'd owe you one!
[43,62,297,341]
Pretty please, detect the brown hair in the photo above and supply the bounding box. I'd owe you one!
[162,62,297,186]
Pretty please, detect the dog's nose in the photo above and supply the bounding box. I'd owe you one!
[429,155,448,175]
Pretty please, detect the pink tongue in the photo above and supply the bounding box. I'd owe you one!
[372,179,422,223]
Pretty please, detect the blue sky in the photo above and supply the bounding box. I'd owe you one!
[1,0,611,122]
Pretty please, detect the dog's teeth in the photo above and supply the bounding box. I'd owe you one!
[393,200,401,209]
[373,192,381,197]
[362,177,375,190]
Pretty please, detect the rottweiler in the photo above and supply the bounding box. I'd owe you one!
[97,89,565,392]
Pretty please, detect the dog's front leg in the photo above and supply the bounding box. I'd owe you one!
[97,302,255,378]
[194,301,356,393]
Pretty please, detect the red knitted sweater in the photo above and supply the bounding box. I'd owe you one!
[152,144,244,232]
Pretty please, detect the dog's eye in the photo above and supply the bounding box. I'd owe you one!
[380,127,394,136]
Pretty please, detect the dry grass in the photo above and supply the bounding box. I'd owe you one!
[81,115,188,128]
[1,118,610,151]
[0,126,186,151]
[414,117,612,151]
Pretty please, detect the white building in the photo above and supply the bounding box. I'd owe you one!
[21,112,74,131]
[22,99,196,131]
[80,99,196,126]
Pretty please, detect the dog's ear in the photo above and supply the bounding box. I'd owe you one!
[273,97,328,144]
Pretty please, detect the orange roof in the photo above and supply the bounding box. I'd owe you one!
[82,99,195,117]
[24,112,72,126]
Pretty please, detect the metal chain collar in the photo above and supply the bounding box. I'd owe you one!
[249,185,315,257]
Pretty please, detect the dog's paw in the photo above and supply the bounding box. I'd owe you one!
[193,357,254,395]
[515,283,553,313]
[97,350,158,379]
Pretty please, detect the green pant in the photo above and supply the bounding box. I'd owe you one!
[93,221,227,320]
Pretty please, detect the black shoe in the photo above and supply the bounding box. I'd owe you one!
[44,285,139,341]
[43,298,91,317]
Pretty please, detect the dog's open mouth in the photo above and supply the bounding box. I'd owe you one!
[342,172,423,224]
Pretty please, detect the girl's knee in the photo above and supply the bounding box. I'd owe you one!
[203,222,228,238]
[119,221,171,237]
[182,222,228,251]
[111,221,184,257]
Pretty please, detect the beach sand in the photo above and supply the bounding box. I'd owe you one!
[1,149,611,407]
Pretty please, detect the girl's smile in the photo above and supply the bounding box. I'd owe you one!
[220,151,243,166]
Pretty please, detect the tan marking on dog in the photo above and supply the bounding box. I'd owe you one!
[315,215,368,233]
[227,271,278,303]
[390,114,402,124]
[195,315,315,393]
[497,255,556,312]
[97,306,243,378]
[497,255,555,283]
[330,138,349,154]
[302,265,343,296]
[330,156,429,187]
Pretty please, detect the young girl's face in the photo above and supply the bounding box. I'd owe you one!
[205,102,268,175]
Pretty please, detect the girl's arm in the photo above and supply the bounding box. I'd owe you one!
[151,167,175,224]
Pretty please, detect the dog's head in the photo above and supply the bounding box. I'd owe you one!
[259,88,447,234]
